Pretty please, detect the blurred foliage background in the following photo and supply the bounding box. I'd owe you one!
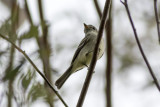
[0,0,160,107]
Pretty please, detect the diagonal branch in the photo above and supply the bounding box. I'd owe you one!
[154,0,160,43]
[76,0,112,107]
[0,33,69,107]
[120,0,160,92]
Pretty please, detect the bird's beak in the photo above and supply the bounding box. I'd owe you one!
[83,23,88,29]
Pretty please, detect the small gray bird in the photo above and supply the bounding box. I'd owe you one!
[55,23,105,89]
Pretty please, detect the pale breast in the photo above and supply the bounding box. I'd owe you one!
[97,38,105,59]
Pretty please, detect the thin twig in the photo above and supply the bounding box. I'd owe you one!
[120,0,160,92]
[0,33,69,107]
[154,0,160,43]
[38,0,47,40]
[38,0,45,25]
[76,0,112,107]
[93,0,102,18]
[93,0,113,107]
[24,0,33,25]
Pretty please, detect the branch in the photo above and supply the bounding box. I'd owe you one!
[93,0,102,18]
[38,0,47,40]
[154,0,160,43]
[24,0,33,25]
[76,0,112,106]
[38,0,45,26]
[121,0,160,92]
[105,3,113,107]
[0,34,69,107]
[93,0,113,107]
[37,1,54,106]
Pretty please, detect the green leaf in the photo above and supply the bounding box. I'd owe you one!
[0,19,12,36]
[19,25,38,44]
[27,82,47,102]
[21,69,35,91]
[3,58,26,81]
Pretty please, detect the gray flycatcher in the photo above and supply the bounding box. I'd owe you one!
[55,23,105,89]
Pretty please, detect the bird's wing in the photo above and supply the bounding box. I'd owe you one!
[71,36,90,64]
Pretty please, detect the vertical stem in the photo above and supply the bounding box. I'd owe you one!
[37,0,53,106]
[8,81,12,107]
[105,2,112,107]
[93,0,113,106]
[7,1,19,107]
[37,0,51,82]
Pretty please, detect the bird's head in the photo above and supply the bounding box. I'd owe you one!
[83,23,97,34]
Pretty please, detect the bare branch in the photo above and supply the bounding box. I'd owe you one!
[24,0,33,25]
[105,3,113,107]
[38,0,45,25]
[0,33,69,107]
[154,0,160,43]
[38,0,47,40]
[37,1,54,106]
[121,0,160,92]
[120,0,125,5]
[93,0,113,107]
[76,0,112,107]
[93,0,102,18]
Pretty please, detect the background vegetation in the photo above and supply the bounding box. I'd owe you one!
[0,0,160,107]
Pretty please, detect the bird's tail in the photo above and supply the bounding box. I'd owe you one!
[55,65,72,89]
